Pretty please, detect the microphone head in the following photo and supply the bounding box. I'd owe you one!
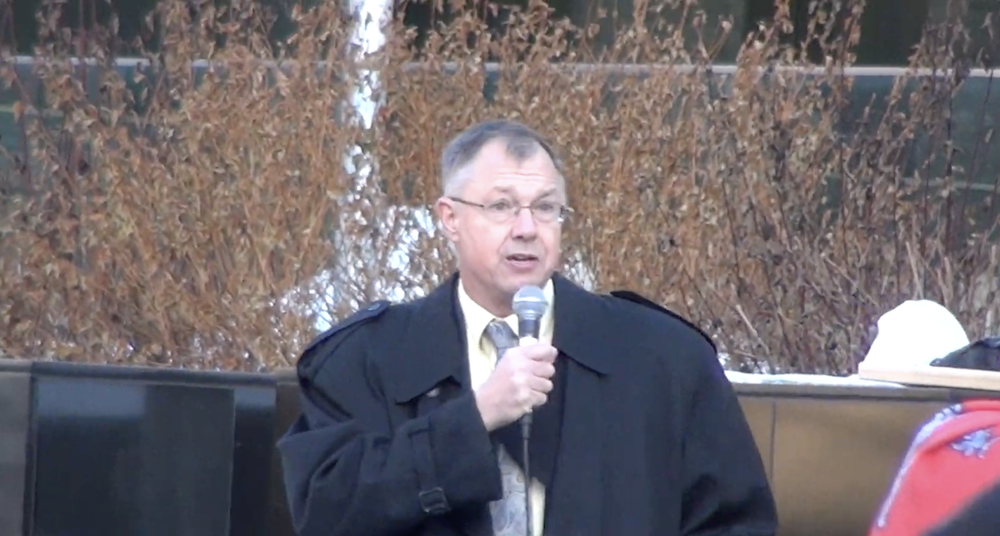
[512,285,548,320]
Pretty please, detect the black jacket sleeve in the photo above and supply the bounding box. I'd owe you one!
[276,308,503,536]
[678,335,778,536]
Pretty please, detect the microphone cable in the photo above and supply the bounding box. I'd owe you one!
[522,414,533,536]
[511,284,547,536]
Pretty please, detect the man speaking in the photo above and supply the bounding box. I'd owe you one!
[277,119,778,536]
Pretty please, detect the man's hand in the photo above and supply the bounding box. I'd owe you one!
[474,343,558,432]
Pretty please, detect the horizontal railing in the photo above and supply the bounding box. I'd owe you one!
[4,55,998,79]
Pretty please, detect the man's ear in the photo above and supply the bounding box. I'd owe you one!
[435,196,460,242]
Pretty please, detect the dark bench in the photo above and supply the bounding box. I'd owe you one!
[2,358,994,536]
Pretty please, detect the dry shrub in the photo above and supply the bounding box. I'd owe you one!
[1,0,998,374]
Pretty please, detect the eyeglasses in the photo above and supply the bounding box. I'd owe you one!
[448,196,573,224]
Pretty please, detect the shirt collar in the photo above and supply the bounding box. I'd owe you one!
[457,277,556,351]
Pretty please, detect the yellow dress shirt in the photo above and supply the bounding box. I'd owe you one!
[458,278,555,536]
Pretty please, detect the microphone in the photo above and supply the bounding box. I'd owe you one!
[511,284,548,536]
[513,284,547,346]
[513,284,548,434]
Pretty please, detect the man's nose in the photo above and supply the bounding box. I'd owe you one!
[510,207,538,239]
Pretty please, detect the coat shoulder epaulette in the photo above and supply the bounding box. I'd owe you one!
[296,300,391,382]
[609,290,717,353]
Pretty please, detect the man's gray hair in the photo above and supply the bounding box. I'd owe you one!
[440,119,564,196]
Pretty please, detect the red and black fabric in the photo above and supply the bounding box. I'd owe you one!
[925,477,1000,536]
[869,399,1000,536]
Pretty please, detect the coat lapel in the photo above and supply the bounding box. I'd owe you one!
[384,273,469,405]
[544,274,615,536]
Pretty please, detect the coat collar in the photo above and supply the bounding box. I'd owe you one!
[386,271,614,404]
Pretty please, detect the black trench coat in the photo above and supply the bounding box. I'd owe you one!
[278,272,777,536]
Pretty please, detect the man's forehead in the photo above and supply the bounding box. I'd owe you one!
[476,138,553,165]
[471,153,559,182]
[486,184,560,197]
[454,140,562,196]
[463,171,562,199]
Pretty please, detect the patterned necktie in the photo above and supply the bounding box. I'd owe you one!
[483,319,530,536]
[485,319,518,364]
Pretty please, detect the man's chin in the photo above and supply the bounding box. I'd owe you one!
[502,271,553,293]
